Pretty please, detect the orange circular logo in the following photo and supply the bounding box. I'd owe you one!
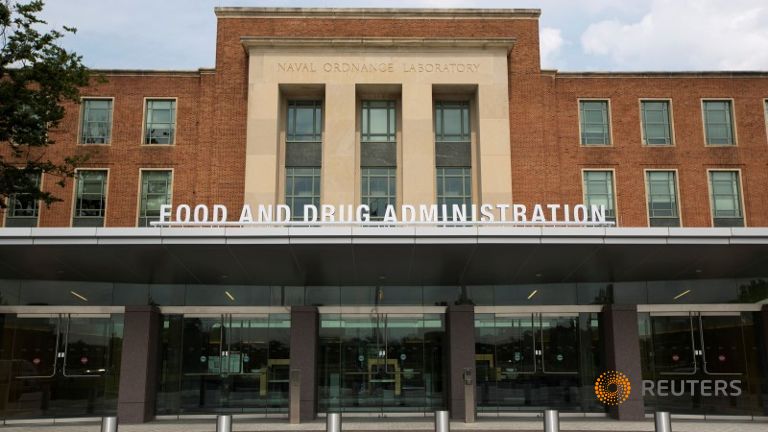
[594,370,631,406]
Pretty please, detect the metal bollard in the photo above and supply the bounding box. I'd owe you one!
[216,414,233,432]
[101,416,117,432]
[434,410,450,432]
[543,409,559,432]
[327,412,342,432]
[654,411,672,432]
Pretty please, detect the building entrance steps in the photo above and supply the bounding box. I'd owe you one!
[0,418,767,432]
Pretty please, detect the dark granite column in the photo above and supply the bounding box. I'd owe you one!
[759,305,768,416]
[446,305,475,421]
[117,305,160,424]
[602,304,644,420]
[290,306,319,422]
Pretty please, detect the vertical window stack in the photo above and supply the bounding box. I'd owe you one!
[5,172,42,227]
[139,170,172,227]
[709,171,744,227]
[360,100,397,220]
[285,101,322,221]
[434,101,472,220]
[583,171,616,224]
[646,171,679,227]
[73,170,108,227]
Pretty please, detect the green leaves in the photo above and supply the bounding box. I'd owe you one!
[0,0,92,208]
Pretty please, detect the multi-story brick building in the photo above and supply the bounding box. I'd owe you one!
[0,7,767,426]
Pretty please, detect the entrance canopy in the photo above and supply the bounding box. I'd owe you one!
[1,227,767,286]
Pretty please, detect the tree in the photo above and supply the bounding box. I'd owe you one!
[0,0,91,210]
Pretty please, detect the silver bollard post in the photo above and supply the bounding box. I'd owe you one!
[434,410,450,432]
[543,409,559,432]
[327,412,342,432]
[216,414,233,432]
[101,416,117,432]
[654,411,672,432]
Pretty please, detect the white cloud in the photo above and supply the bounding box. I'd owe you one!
[540,27,564,69]
[581,0,768,70]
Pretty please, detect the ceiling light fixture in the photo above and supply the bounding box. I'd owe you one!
[673,289,691,301]
[527,290,538,300]
[225,291,235,301]
[70,291,88,302]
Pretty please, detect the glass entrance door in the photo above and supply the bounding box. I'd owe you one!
[319,313,444,414]
[475,313,602,413]
[639,312,762,416]
[0,314,123,420]
[161,313,290,414]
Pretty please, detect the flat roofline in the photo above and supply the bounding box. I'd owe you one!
[215,7,541,19]
[86,68,215,76]
[241,36,517,50]
[553,71,768,78]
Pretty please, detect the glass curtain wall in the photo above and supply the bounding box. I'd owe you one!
[0,314,123,420]
[318,313,444,413]
[474,313,603,413]
[156,313,290,415]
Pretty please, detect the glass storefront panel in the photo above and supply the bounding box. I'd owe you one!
[475,312,602,413]
[0,314,123,420]
[638,312,764,416]
[319,313,444,413]
[156,313,289,415]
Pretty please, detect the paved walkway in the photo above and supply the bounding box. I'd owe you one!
[1,418,767,432]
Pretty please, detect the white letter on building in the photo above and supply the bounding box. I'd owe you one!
[304,205,318,222]
[590,205,607,223]
[383,205,397,223]
[420,205,438,223]
[213,205,227,223]
[573,205,588,223]
[402,205,416,223]
[276,204,290,223]
[257,205,273,222]
[512,204,527,223]
[239,204,253,223]
[193,204,209,223]
[176,204,191,223]
[159,204,172,223]
[356,205,370,223]
[532,204,545,223]
[480,204,495,222]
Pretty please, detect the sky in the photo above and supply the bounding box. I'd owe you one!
[39,0,768,71]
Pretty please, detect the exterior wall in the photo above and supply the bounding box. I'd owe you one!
[2,9,768,227]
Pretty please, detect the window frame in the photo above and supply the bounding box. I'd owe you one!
[141,97,178,146]
[136,168,174,227]
[361,100,397,144]
[435,167,473,220]
[3,172,43,228]
[70,168,110,227]
[285,166,321,221]
[286,100,323,143]
[643,169,682,227]
[78,97,114,145]
[581,168,618,226]
[434,100,472,144]
[361,167,397,221]
[639,98,675,147]
[577,98,613,147]
[706,168,746,227]
[701,98,737,147]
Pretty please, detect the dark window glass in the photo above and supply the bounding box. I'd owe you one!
[646,171,680,227]
[435,101,470,142]
[287,100,322,142]
[73,170,107,227]
[144,99,176,144]
[709,171,743,227]
[703,100,734,145]
[580,100,611,145]
[583,170,616,223]
[641,100,672,145]
[138,170,172,227]
[5,172,41,227]
[436,167,472,220]
[81,99,112,144]
[285,167,320,221]
[361,167,396,221]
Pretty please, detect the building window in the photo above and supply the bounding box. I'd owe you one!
[73,170,107,227]
[579,100,611,145]
[436,167,472,219]
[709,171,744,227]
[5,172,41,227]
[435,101,472,221]
[361,100,397,220]
[80,99,112,144]
[361,168,396,220]
[641,100,672,145]
[703,100,735,145]
[287,100,322,142]
[144,99,176,144]
[285,101,322,221]
[646,171,679,227]
[285,167,320,221]
[583,170,616,223]
[138,170,172,227]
